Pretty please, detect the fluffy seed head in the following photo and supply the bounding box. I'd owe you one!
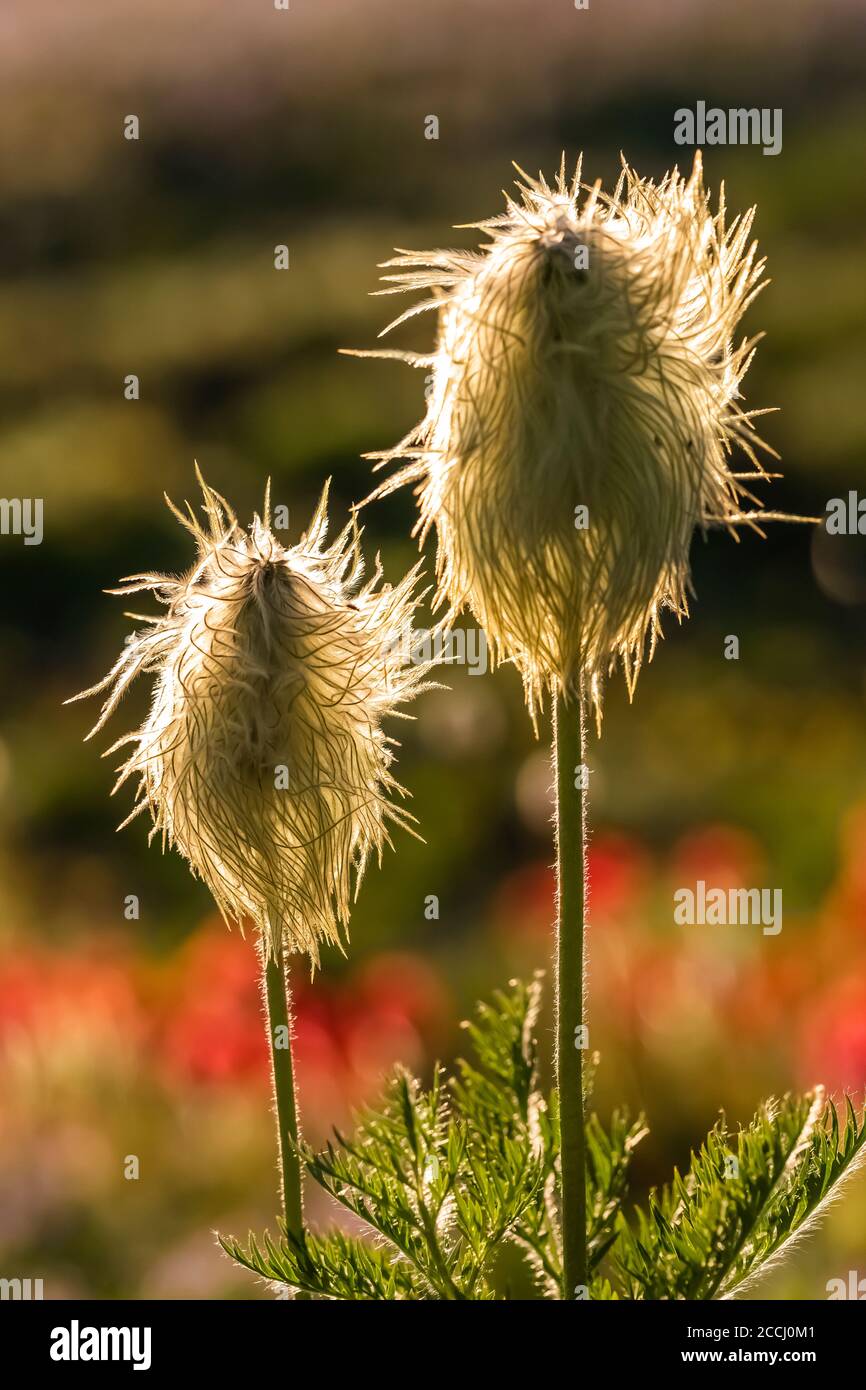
[71,473,432,965]
[357,154,789,725]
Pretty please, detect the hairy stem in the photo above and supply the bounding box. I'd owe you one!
[262,938,304,1244]
[553,687,588,1297]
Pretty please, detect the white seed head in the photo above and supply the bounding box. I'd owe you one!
[71,472,433,965]
[357,154,789,726]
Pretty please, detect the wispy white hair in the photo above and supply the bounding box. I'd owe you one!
[71,472,433,965]
[353,154,797,726]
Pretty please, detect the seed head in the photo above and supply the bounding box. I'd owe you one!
[355,154,792,726]
[70,472,432,965]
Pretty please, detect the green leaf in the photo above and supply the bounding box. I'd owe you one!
[614,1088,866,1300]
[220,973,866,1302]
[219,1227,425,1300]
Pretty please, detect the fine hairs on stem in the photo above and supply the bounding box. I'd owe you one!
[553,688,588,1296]
[262,938,303,1242]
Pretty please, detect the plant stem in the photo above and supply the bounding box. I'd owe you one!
[262,938,304,1244]
[553,685,588,1297]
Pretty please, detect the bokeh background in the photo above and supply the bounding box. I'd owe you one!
[2,0,866,1299]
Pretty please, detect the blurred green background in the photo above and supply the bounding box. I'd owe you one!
[2,0,866,1299]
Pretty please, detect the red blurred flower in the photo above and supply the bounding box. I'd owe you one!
[491,861,555,943]
[492,831,649,946]
[153,925,269,1087]
[819,802,866,954]
[0,943,142,1045]
[801,980,866,1093]
[724,952,810,1040]
[670,823,764,892]
[152,925,450,1132]
[587,832,651,921]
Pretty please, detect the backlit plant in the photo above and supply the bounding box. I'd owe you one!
[77,157,863,1301]
[71,471,433,1251]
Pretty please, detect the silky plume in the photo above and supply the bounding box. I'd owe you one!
[351,153,800,727]
[68,471,434,968]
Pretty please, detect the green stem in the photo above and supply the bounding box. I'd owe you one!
[262,938,304,1244]
[553,685,588,1298]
